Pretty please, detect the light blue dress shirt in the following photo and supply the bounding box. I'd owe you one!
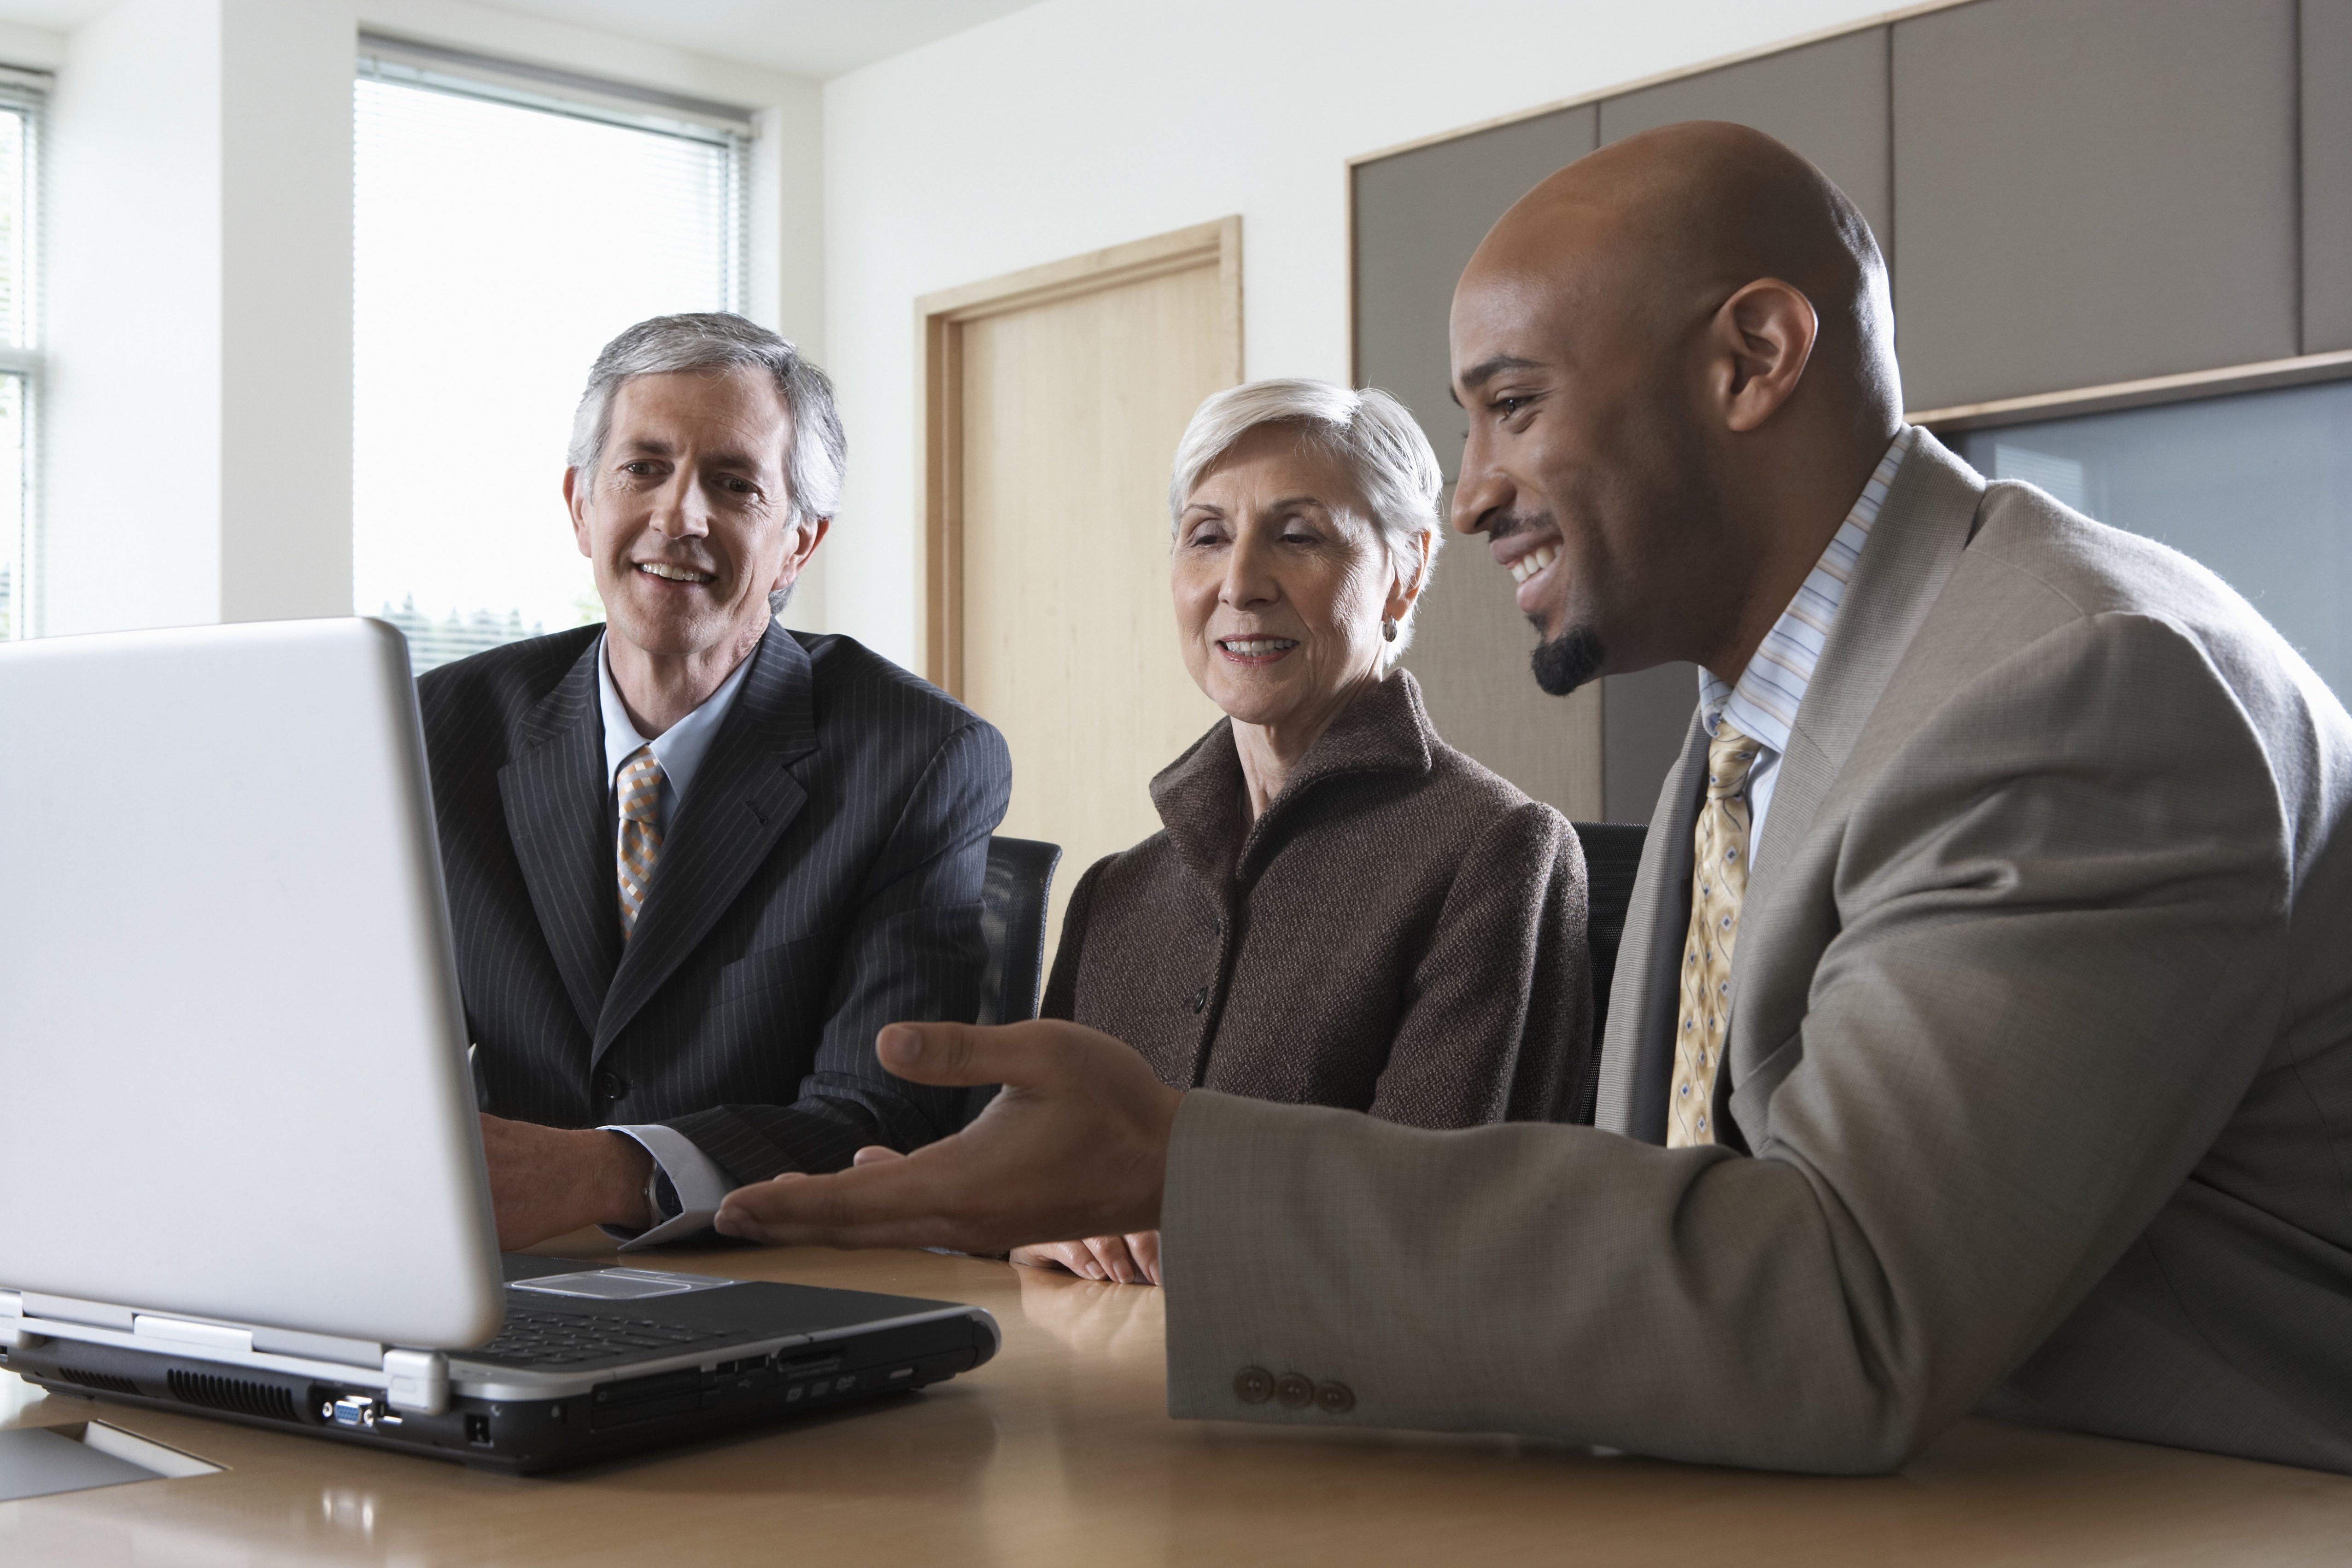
[1695,427,1914,854]
[592,633,760,1249]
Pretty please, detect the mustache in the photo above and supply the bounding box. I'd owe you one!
[1480,504,1557,542]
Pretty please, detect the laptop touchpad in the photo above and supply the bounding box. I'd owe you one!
[509,1269,733,1301]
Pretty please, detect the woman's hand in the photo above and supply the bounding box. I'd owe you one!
[1012,1232,1162,1285]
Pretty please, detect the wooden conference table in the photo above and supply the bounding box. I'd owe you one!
[6,1233,2351,1566]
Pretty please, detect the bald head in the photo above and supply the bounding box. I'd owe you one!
[1448,122,1907,692]
[1467,121,1897,419]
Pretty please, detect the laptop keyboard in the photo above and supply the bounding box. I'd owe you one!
[465,1306,737,1367]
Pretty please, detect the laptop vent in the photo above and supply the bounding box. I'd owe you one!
[168,1368,298,1422]
[59,1367,140,1395]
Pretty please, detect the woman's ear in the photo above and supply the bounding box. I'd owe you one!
[1387,531,1433,620]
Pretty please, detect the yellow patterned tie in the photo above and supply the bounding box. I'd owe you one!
[1668,723,1761,1147]
[615,744,665,938]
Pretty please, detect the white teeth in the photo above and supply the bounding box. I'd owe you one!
[1219,638,1299,656]
[638,562,713,583]
[1509,544,1560,585]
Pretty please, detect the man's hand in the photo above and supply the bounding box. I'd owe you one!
[1012,1233,1162,1285]
[478,1113,655,1249]
[713,1019,1182,1255]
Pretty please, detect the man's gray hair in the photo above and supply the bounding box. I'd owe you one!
[1168,379,1444,671]
[568,313,846,614]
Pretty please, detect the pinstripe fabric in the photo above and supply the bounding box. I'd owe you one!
[418,623,1012,1183]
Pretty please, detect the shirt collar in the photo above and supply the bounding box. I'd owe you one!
[1698,426,1916,755]
[596,631,759,802]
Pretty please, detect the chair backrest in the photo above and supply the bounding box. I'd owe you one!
[1571,822,1648,1051]
[961,835,1063,1130]
[977,834,1062,1027]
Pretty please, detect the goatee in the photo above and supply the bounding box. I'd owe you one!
[1531,624,1604,696]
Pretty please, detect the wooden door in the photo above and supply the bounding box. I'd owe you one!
[920,218,1243,952]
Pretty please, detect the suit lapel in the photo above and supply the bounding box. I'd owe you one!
[1594,710,1707,1142]
[591,627,817,1062]
[498,638,622,1037]
[1726,430,1987,1088]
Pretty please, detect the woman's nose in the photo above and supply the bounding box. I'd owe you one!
[1220,535,1279,606]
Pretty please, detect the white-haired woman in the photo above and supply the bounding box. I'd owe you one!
[1014,379,1593,1285]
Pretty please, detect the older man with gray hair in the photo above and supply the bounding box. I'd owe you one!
[418,312,1011,1250]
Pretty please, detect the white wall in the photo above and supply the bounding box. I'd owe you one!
[44,0,230,633]
[819,0,1901,669]
[32,0,825,635]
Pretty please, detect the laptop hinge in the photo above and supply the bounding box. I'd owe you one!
[6,1311,451,1414]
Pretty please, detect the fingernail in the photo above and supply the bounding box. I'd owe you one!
[877,1025,920,1068]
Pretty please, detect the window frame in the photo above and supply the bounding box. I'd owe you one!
[0,65,47,641]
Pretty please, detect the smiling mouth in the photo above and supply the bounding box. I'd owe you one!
[1507,543,1559,585]
[1217,637,1299,663]
[636,561,714,585]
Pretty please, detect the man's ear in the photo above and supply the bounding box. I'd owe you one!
[1708,278,1818,434]
[770,515,832,593]
[564,467,593,557]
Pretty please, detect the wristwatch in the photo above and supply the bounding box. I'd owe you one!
[643,1164,681,1223]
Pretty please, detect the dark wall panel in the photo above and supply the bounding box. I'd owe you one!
[1603,661,1698,822]
[1356,106,1601,819]
[2307,0,2352,351]
[1353,105,1597,480]
[1892,0,2299,411]
[1598,27,1892,268]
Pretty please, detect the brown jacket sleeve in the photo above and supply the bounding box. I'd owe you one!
[1366,801,1594,1129]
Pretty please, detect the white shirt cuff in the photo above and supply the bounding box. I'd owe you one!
[599,1123,733,1252]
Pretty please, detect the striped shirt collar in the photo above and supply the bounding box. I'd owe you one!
[1698,427,1915,753]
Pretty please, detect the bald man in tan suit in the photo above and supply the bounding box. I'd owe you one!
[714,124,2352,1475]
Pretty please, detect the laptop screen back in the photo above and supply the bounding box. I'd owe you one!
[0,619,501,1349]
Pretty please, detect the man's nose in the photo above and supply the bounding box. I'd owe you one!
[649,472,711,538]
[1451,427,1506,537]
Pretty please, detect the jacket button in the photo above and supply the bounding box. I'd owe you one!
[1189,987,1209,1014]
[1274,1373,1314,1409]
[1316,1381,1356,1414]
[593,1069,628,1102]
[1234,1366,1274,1404]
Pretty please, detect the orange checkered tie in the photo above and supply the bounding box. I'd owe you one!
[1667,723,1760,1147]
[616,744,664,938]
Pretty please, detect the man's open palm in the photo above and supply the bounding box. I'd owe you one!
[713,1019,1183,1256]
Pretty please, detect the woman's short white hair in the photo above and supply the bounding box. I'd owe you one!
[1168,379,1444,672]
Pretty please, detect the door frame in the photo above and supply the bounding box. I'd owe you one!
[914,216,1244,696]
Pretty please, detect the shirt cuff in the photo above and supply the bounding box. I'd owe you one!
[599,1123,733,1252]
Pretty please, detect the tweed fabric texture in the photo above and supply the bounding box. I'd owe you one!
[1162,430,2352,1475]
[418,623,1012,1185]
[1667,724,1759,1147]
[1041,669,1593,1129]
[614,745,663,938]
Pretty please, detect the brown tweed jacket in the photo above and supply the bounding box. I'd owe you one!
[1040,670,1594,1127]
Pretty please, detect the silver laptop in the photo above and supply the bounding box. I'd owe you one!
[0,618,996,1473]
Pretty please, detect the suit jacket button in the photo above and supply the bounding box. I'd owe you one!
[1234,1366,1274,1404]
[1316,1381,1355,1414]
[594,1069,628,1101]
[1274,1373,1314,1409]
[1189,987,1209,1014]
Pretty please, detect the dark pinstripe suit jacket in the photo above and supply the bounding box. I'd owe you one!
[417,623,1012,1182]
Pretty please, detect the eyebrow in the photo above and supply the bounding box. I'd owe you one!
[1453,354,1545,398]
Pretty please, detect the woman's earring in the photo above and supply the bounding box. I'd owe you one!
[1381,616,1398,643]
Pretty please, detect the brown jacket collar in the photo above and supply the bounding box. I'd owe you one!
[1149,669,1438,888]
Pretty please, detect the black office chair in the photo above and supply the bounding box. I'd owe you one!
[960,834,1062,1128]
[1571,822,1648,1051]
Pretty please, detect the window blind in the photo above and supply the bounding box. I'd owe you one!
[353,63,748,673]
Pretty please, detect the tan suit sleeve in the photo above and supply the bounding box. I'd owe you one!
[1159,612,2296,1471]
